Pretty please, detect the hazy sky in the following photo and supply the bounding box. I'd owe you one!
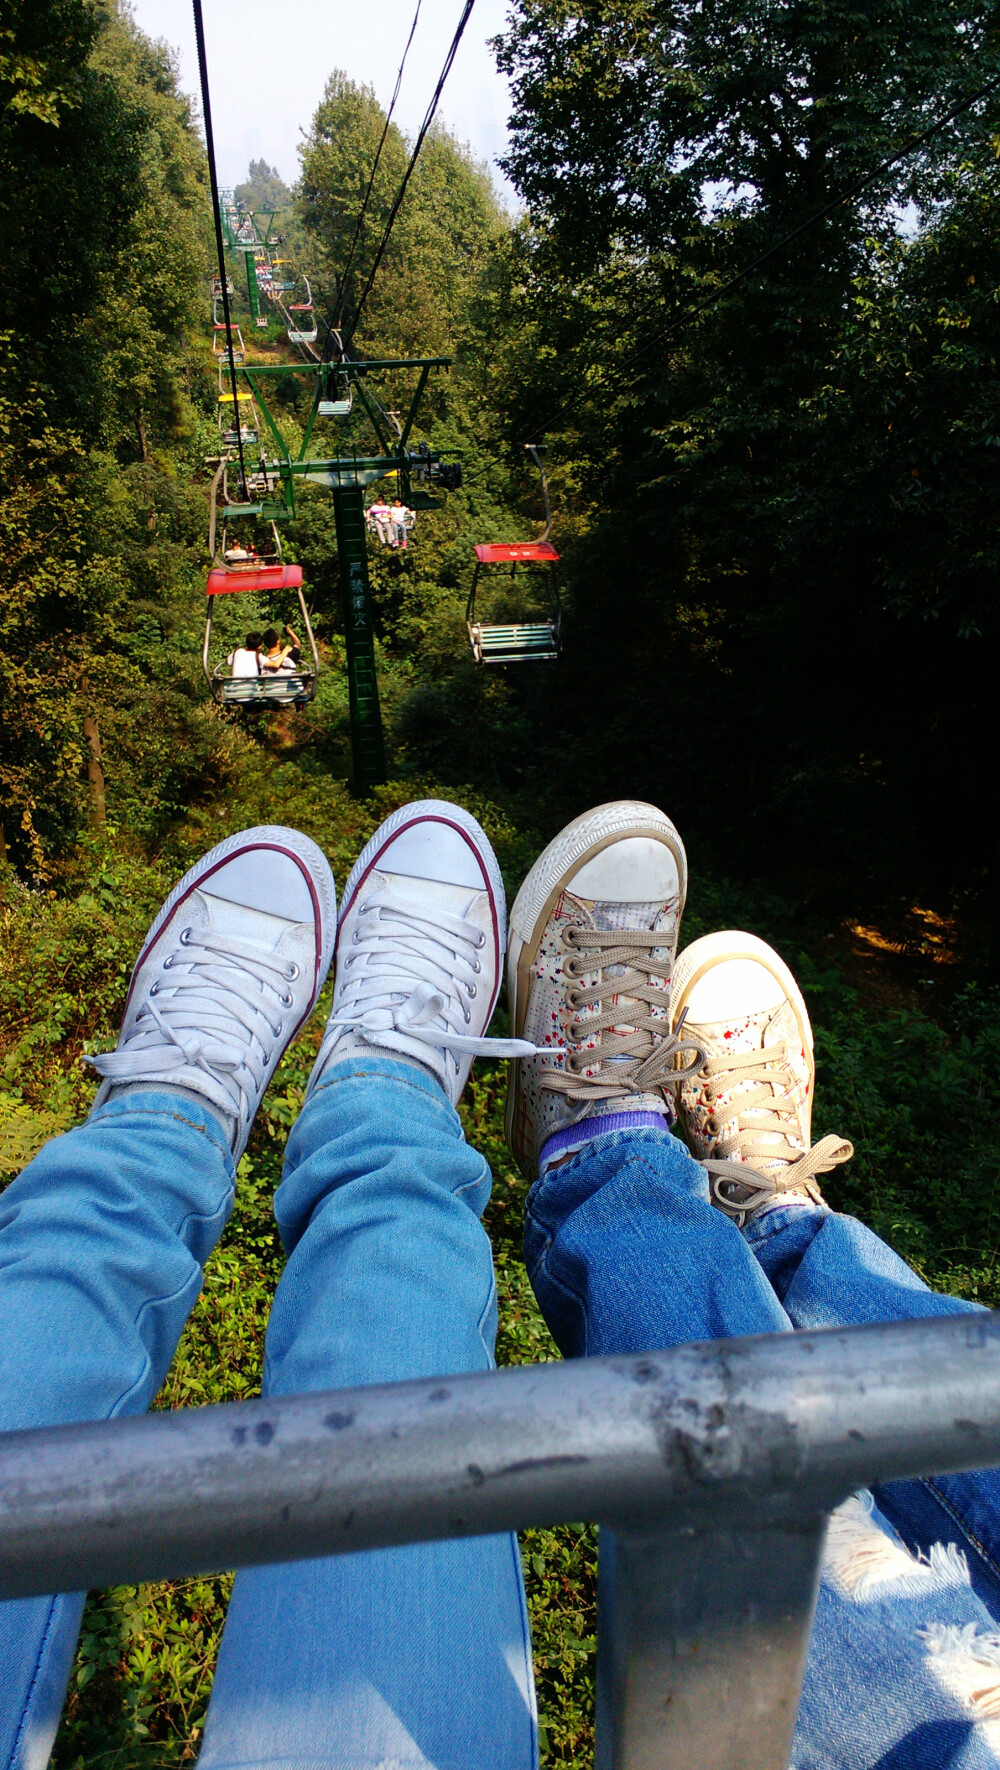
[128,0,517,203]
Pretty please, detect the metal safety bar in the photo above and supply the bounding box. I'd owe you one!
[2,1313,999,1770]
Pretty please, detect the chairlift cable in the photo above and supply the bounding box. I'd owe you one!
[345,0,477,351]
[520,64,1000,447]
[192,0,250,503]
[318,0,424,362]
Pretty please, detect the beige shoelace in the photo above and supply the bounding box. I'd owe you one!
[540,925,705,1104]
[698,1044,853,1225]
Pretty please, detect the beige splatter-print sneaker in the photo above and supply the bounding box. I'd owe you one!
[504,801,703,1177]
[671,930,854,1225]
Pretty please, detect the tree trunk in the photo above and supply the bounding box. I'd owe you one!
[79,678,106,826]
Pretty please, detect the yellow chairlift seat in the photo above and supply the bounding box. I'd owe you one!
[218,391,259,449]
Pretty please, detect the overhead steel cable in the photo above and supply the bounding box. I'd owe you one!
[318,0,424,362]
[516,64,1000,449]
[344,0,477,352]
[192,0,250,504]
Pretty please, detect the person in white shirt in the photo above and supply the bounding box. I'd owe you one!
[260,624,299,674]
[389,498,413,550]
[367,500,392,545]
[227,632,261,678]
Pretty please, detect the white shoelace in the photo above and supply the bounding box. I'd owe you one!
[87,926,300,1122]
[323,891,545,1066]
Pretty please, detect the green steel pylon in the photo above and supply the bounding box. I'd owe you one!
[332,485,386,791]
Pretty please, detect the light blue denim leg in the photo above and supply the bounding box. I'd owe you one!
[198,1059,537,1770]
[525,1125,792,1354]
[0,1091,234,1770]
[527,1131,1000,1769]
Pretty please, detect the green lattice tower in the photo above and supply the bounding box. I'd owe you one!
[241,248,262,325]
[332,485,387,791]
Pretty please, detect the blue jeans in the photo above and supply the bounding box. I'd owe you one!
[5,1087,1000,1770]
[0,1062,536,1770]
[526,1126,1000,1770]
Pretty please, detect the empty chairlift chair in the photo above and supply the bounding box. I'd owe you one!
[466,541,562,664]
[287,274,318,347]
[212,298,245,364]
[317,371,352,419]
[202,552,321,709]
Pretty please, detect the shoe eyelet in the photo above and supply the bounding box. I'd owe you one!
[281,991,294,1008]
[286,962,300,980]
[563,926,579,947]
[472,958,481,974]
[566,989,580,1009]
[467,983,478,998]
[569,1020,583,1040]
[179,927,193,945]
[475,930,486,949]
[463,1007,471,1024]
[163,955,174,970]
[263,1050,273,1065]
[150,982,160,997]
[565,957,581,978]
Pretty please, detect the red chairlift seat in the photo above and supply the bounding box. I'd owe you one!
[466,542,562,664]
[473,542,560,566]
[206,564,304,596]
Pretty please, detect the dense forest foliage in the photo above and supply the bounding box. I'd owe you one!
[1,0,999,1762]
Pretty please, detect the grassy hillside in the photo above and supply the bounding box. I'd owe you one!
[3,735,998,1766]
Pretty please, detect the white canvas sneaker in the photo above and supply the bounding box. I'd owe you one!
[88,827,337,1158]
[307,800,540,1109]
[505,801,703,1177]
[671,930,853,1225]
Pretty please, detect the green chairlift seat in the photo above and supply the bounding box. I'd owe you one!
[213,671,314,706]
[466,542,561,666]
[317,372,352,419]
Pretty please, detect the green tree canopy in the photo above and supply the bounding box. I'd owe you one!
[235,157,292,214]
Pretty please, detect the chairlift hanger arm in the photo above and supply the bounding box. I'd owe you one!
[350,375,393,456]
[240,368,295,472]
[242,357,452,375]
[398,363,431,449]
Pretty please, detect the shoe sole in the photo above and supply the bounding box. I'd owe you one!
[338,799,507,1031]
[505,800,688,1161]
[671,930,815,1134]
[127,826,338,1045]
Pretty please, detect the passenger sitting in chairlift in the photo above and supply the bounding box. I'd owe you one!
[226,632,261,678]
[389,497,414,551]
[259,624,299,674]
[367,500,392,546]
